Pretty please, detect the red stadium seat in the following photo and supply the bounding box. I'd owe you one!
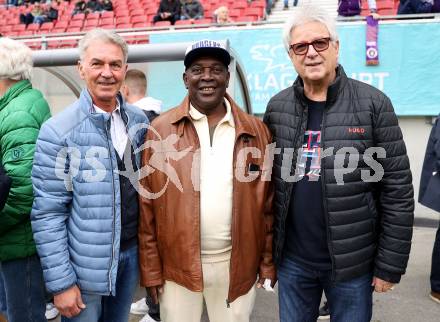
[194,19,212,24]
[132,21,151,28]
[154,21,171,27]
[26,23,40,33]
[131,15,148,24]
[100,17,114,25]
[116,23,132,29]
[85,19,99,27]
[12,24,26,32]
[130,9,145,16]
[175,19,193,25]
[116,16,131,24]
[69,20,84,28]
[87,12,100,20]
[101,11,115,19]
[54,20,68,29]
[72,13,85,21]
[39,22,54,33]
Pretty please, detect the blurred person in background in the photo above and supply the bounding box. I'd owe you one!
[419,114,440,304]
[398,0,434,14]
[338,0,378,17]
[122,69,162,322]
[153,0,181,25]
[214,5,233,24]
[180,0,204,21]
[0,37,51,322]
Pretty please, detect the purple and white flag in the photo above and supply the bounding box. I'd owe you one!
[366,16,379,66]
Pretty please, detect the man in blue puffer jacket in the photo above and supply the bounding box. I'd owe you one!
[31,29,148,322]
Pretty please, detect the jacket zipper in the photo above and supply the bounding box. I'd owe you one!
[279,105,305,261]
[186,120,203,290]
[226,133,245,307]
[320,105,336,282]
[105,119,116,295]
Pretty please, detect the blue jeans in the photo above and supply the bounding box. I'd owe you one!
[0,272,6,315]
[0,254,47,322]
[278,257,373,322]
[62,245,139,322]
[431,221,440,292]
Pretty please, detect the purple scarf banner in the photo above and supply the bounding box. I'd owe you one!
[366,16,379,65]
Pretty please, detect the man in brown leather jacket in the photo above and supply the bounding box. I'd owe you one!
[138,39,276,322]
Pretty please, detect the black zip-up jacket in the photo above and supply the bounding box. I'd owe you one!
[419,114,440,213]
[263,65,414,283]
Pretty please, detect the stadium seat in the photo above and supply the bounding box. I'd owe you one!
[87,12,100,20]
[101,11,115,19]
[131,15,148,24]
[72,13,86,21]
[100,17,114,25]
[116,23,132,29]
[194,19,212,25]
[69,20,84,28]
[132,22,151,28]
[12,24,26,33]
[85,19,99,27]
[130,9,145,16]
[116,16,131,24]
[39,22,54,33]
[27,23,40,33]
[175,20,193,25]
[154,21,171,27]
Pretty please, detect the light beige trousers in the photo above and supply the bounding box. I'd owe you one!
[159,254,256,322]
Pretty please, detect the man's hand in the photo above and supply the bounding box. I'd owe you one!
[372,276,395,293]
[54,285,86,318]
[256,277,276,289]
[147,285,164,304]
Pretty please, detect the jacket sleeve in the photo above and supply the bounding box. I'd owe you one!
[138,128,164,288]
[0,165,11,212]
[419,117,439,204]
[258,125,277,283]
[0,96,50,235]
[31,122,77,294]
[373,95,414,284]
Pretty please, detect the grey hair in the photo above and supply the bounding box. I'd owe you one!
[78,28,128,63]
[282,4,339,52]
[0,37,33,81]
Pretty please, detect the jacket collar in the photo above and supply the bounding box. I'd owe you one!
[170,93,256,139]
[0,80,31,111]
[293,64,348,106]
[79,88,130,125]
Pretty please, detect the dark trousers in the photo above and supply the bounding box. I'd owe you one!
[431,221,440,292]
[278,256,373,322]
[153,14,178,25]
[0,254,47,322]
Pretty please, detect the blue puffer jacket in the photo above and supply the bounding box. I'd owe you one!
[31,89,148,295]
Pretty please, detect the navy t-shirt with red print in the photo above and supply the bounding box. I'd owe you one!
[283,98,332,270]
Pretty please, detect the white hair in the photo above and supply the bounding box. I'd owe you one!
[0,37,33,81]
[78,28,128,63]
[282,4,339,52]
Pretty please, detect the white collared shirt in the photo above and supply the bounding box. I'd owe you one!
[94,101,128,159]
[189,99,235,256]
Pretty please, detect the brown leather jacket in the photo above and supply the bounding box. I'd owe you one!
[138,94,275,303]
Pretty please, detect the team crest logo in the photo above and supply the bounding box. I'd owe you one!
[11,147,24,160]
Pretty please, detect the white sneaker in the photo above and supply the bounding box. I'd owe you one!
[45,303,60,320]
[140,314,159,322]
[130,297,149,315]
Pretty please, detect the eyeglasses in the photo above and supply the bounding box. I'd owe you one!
[289,37,331,55]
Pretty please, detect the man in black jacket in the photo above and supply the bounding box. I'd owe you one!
[153,0,181,25]
[419,114,440,304]
[263,5,414,322]
[0,164,11,213]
